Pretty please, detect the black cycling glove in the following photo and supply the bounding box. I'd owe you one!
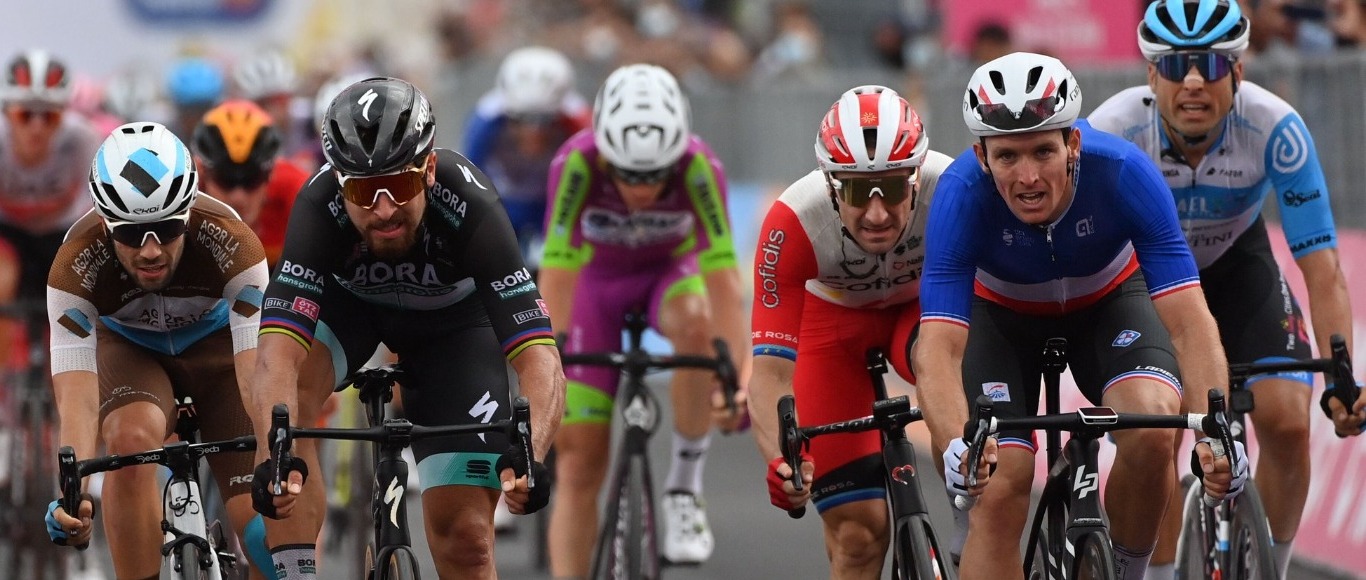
[251,456,310,519]
[495,454,552,514]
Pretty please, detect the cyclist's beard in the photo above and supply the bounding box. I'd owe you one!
[364,219,418,260]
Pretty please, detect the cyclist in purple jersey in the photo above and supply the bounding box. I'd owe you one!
[913,52,1242,580]
[540,64,749,575]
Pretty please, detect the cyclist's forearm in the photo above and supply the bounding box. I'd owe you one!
[1298,249,1354,355]
[911,325,970,449]
[510,343,565,462]
[748,357,794,461]
[247,334,307,448]
[1155,288,1228,414]
[52,370,100,462]
[705,267,752,383]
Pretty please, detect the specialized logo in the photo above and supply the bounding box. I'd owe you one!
[982,382,1011,402]
[358,88,379,121]
[383,476,403,528]
[121,148,169,197]
[1112,330,1141,347]
[1270,119,1310,174]
[1073,468,1099,499]
[469,391,499,443]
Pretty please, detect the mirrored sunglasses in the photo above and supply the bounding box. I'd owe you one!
[974,95,1061,133]
[611,165,673,186]
[1155,52,1234,83]
[109,218,188,247]
[8,107,62,126]
[831,173,915,208]
[337,163,427,210]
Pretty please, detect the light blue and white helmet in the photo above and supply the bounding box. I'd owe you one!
[89,122,198,224]
[1139,0,1251,61]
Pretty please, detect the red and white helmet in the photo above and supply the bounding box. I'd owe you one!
[815,85,928,174]
[4,49,72,106]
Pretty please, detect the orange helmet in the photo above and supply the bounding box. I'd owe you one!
[191,99,280,189]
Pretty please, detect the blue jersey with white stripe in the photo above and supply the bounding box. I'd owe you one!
[920,122,1201,326]
[1087,81,1337,268]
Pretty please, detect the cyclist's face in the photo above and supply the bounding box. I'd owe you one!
[975,129,1080,225]
[197,161,269,226]
[343,154,435,260]
[5,103,63,162]
[830,168,917,254]
[1147,57,1241,142]
[109,226,186,292]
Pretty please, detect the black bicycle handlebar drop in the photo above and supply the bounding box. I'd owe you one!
[558,335,741,417]
[776,395,806,519]
[57,446,87,550]
[509,397,536,489]
[963,395,995,490]
[270,403,293,495]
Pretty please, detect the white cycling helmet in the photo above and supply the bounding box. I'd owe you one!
[4,49,72,106]
[233,49,298,100]
[89,122,199,224]
[592,64,691,172]
[815,85,928,174]
[497,46,574,116]
[962,52,1082,137]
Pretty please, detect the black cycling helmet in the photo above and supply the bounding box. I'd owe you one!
[321,77,435,176]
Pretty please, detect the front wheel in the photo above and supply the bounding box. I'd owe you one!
[1071,531,1117,580]
[169,542,220,580]
[1227,484,1277,580]
[892,517,957,580]
[590,452,658,580]
[1026,480,1069,580]
[1174,474,1214,580]
[375,546,421,580]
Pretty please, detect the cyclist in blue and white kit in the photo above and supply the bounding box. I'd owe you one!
[463,46,590,272]
[1088,1,1362,577]
[914,52,1243,580]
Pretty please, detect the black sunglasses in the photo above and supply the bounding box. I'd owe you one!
[1155,52,1234,83]
[974,95,1061,133]
[611,165,673,186]
[109,219,188,247]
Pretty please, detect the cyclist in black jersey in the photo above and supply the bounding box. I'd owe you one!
[246,77,565,580]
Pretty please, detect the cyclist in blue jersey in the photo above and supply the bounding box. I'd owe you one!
[463,46,590,273]
[913,52,1244,580]
[1087,1,1362,577]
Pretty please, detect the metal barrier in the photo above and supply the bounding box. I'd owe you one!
[433,51,1366,225]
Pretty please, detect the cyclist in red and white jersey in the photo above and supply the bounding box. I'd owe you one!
[0,49,101,307]
[749,85,952,578]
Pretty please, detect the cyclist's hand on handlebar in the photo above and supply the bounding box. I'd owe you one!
[1192,437,1247,502]
[943,437,996,498]
[46,495,95,548]
[497,458,551,515]
[711,387,750,434]
[251,457,309,519]
[1325,386,1366,437]
[767,454,812,511]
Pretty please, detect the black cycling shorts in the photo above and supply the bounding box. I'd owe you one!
[1201,217,1313,386]
[316,289,512,492]
[961,272,1181,451]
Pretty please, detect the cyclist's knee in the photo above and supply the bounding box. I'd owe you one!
[101,405,167,455]
[1112,428,1176,467]
[659,299,712,352]
[426,507,494,568]
[552,425,611,492]
[823,502,889,567]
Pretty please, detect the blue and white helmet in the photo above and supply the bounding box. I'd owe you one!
[1139,0,1251,61]
[89,122,199,224]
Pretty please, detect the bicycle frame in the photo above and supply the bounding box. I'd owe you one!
[560,311,738,579]
[57,401,255,579]
[777,348,955,579]
[268,365,536,580]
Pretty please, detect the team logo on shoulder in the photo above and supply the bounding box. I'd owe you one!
[291,297,320,321]
[983,382,1011,402]
[1112,330,1141,347]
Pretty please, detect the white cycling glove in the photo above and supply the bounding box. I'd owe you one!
[942,437,971,498]
[1193,437,1249,501]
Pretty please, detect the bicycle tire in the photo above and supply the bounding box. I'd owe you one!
[1227,484,1277,580]
[1026,479,1070,580]
[1174,475,1213,580]
[169,542,219,580]
[893,516,957,580]
[590,452,658,580]
[1071,531,1117,580]
[375,546,421,580]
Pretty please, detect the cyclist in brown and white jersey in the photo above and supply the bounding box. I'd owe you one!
[44,122,274,580]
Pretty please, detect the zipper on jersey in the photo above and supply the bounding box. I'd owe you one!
[1044,224,1056,262]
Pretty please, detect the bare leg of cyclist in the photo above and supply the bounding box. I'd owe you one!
[1142,431,1184,580]
[261,342,334,579]
[657,291,718,564]
[820,499,889,580]
[547,422,610,577]
[960,447,1032,580]
[101,400,171,579]
[421,485,500,577]
[1248,378,1311,577]
[1102,380,1180,580]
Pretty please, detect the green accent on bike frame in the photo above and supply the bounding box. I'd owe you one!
[541,150,595,271]
[563,380,615,425]
[682,153,738,273]
[663,272,705,303]
[416,451,504,491]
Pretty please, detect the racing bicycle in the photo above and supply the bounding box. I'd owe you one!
[1174,334,1356,580]
[960,337,1237,580]
[777,348,958,580]
[559,310,739,580]
[58,397,254,579]
[267,364,537,580]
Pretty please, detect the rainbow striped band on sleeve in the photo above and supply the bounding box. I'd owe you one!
[259,317,314,350]
[503,327,556,360]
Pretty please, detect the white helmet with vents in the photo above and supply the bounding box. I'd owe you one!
[89,122,199,224]
[592,64,691,171]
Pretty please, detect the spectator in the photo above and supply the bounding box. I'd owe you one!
[969,21,1015,65]
[751,1,825,84]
